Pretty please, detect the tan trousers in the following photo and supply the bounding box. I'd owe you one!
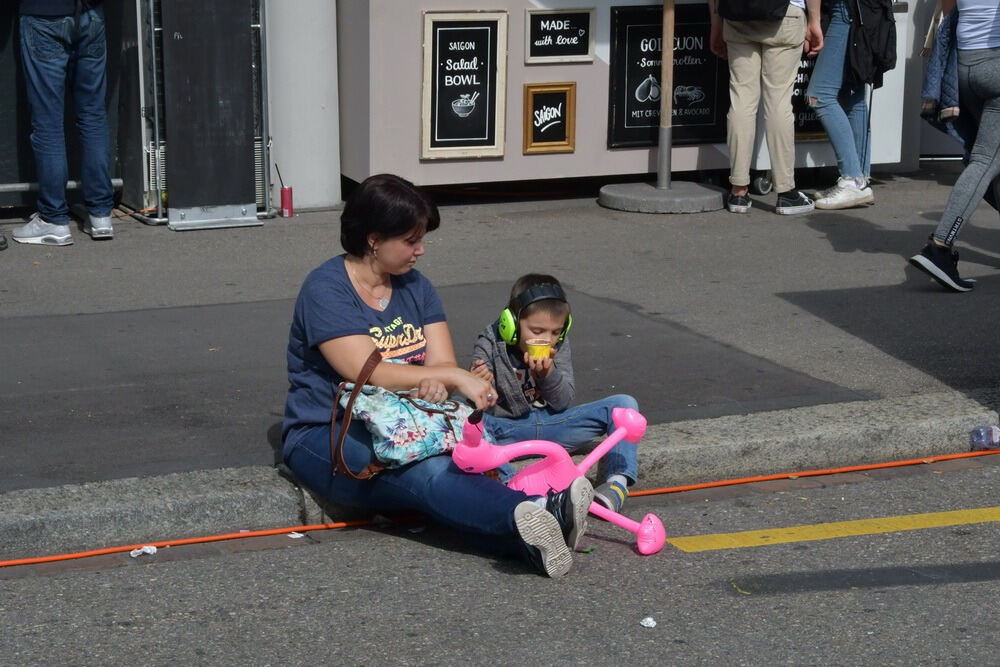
[723,5,806,193]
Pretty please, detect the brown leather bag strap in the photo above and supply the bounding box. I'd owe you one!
[331,348,387,480]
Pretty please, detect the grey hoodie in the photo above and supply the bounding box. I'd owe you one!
[471,321,575,419]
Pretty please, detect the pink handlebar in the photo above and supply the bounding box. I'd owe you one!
[454,407,666,556]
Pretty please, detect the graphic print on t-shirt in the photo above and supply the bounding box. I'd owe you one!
[369,315,428,364]
[515,368,548,408]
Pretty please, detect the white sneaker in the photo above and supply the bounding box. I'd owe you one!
[12,213,73,246]
[85,214,114,239]
[814,177,875,210]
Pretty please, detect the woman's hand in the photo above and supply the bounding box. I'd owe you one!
[413,377,451,403]
[453,370,497,410]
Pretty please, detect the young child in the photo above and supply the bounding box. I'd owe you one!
[470,273,639,512]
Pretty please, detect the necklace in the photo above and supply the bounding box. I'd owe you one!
[348,261,391,310]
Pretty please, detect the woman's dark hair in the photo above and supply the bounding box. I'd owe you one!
[340,173,441,256]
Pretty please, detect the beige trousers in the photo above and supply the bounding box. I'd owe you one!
[723,6,806,193]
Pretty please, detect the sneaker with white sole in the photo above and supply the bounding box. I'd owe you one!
[514,501,573,577]
[548,476,594,552]
[814,177,875,210]
[908,236,975,292]
[726,192,752,214]
[12,213,73,246]
[85,214,114,239]
[775,190,815,215]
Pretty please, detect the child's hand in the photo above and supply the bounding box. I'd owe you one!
[470,359,494,384]
[524,350,554,379]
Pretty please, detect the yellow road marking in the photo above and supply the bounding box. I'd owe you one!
[667,506,1000,553]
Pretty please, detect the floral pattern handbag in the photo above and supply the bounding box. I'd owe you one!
[331,349,491,479]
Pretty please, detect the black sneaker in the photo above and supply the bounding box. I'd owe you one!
[544,476,594,551]
[726,192,752,213]
[775,189,815,215]
[908,237,975,292]
[514,501,572,577]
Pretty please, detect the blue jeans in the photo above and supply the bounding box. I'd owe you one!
[284,420,530,558]
[20,6,113,225]
[483,394,640,485]
[805,0,870,180]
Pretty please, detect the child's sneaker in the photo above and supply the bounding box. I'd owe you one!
[908,236,975,292]
[775,190,814,215]
[514,501,572,577]
[594,480,629,513]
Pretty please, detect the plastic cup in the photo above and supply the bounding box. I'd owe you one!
[525,339,552,360]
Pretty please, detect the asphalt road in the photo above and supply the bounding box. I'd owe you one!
[3,162,1000,493]
[3,452,998,665]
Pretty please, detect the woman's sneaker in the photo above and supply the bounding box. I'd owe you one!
[908,237,975,292]
[726,192,752,213]
[814,177,875,210]
[775,190,815,215]
[514,501,573,577]
[544,476,594,552]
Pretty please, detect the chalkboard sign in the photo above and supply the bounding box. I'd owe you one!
[421,11,507,159]
[793,56,826,139]
[525,8,595,64]
[607,4,728,148]
[523,82,576,154]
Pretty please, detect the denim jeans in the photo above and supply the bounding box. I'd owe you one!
[934,48,1000,245]
[284,420,529,557]
[20,6,113,225]
[805,0,871,181]
[483,394,640,485]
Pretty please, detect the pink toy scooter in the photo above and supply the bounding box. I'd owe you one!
[453,408,666,555]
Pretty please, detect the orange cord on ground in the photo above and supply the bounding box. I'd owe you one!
[2,449,998,570]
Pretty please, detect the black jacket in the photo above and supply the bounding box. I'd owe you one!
[823,0,896,89]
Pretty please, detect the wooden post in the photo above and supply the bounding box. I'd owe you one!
[657,0,674,189]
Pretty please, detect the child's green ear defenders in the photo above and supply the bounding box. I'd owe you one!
[497,283,572,345]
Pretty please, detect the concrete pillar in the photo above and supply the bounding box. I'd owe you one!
[264,0,342,210]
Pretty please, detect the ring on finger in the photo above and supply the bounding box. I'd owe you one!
[487,392,494,400]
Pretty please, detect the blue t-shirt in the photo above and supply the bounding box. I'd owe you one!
[281,254,447,449]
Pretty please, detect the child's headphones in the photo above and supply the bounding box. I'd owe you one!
[497,283,573,345]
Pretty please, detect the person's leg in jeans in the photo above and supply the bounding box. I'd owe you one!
[760,6,807,196]
[484,395,640,485]
[722,22,763,198]
[73,6,113,221]
[286,422,529,556]
[19,14,73,226]
[806,0,865,182]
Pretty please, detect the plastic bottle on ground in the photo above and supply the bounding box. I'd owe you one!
[969,425,1000,451]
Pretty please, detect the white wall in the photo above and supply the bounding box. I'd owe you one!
[265,0,342,209]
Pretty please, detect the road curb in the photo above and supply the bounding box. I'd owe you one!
[2,389,996,563]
